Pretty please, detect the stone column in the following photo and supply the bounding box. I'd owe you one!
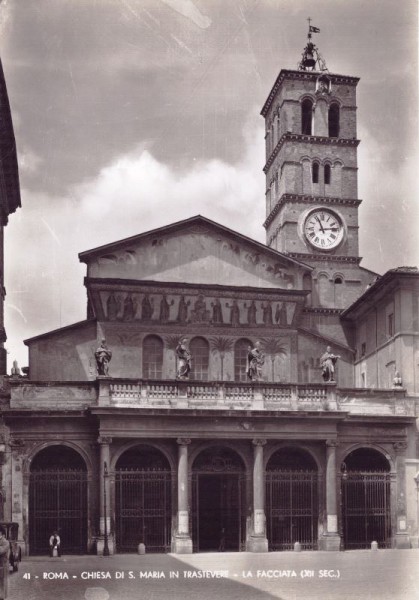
[247,439,268,552]
[320,440,341,550]
[173,438,193,553]
[97,436,114,555]
[393,441,410,548]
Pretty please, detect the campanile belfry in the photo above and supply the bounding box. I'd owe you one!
[261,25,370,309]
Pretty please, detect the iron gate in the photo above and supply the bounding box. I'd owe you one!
[192,473,246,552]
[341,472,391,549]
[266,471,318,550]
[29,470,88,554]
[115,470,172,553]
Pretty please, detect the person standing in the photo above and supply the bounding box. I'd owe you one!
[49,531,61,557]
[0,526,9,599]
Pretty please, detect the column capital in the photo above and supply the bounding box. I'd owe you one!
[177,437,191,446]
[98,436,112,445]
[252,438,267,447]
[326,439,339,447]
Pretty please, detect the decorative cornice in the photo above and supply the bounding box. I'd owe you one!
[286,253,362,264]
[263,133,360,173]
[303,308,344,315]
[264,194,361,228]
[261,69,360,117]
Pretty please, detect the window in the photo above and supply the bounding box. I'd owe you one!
[301,99,313,135]
[190,337,209,381]
[142,335,163,379]
[361,342,366,357]
[234,338,253,382]
[388,313,394,337]
[312,162,319,184]
[328,103,340,137]
[324,164,331,185]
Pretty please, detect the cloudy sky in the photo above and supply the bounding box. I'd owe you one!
[1,0,417,368]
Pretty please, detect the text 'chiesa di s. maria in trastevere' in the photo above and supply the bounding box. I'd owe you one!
[0,29,419,556]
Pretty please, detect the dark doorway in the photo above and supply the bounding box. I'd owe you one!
[341,448,391,549]
[266,447,318,550]
[29,446,88,555]
[115,445,172,553]
[192,447,246,552]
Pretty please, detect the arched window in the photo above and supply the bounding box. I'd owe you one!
[143,335,163,379]
[234,338,252,382]
[190,337,209,381]
[312,162,319,184]
[301,99,313,135]
[328,103,340,137]
[324,164,331,185]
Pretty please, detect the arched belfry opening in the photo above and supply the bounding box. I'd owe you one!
[115,445,172,553]
[266,447,319,550]
[29,445,88,555]
[192,447,246,552]
[341,448,391,549]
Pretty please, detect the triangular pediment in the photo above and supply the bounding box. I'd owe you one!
[80,216,310,290]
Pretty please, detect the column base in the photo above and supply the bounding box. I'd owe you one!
[172,535,193,554]
[246,536,268,553]
[394,533,411,549]
[96,535,115,555]
[318,533,341,551]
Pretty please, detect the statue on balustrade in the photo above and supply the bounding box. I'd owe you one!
[211,298,223,324]
[176,337,192,380]
[95,339,112,376]
[246,341,264,382]
[320,346,340,382]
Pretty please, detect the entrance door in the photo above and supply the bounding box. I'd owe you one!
[193,474,244,551]
[192,447,246,552]
[340,448,392,549]
[341,473,391,549]
[115,446,172,553]
[29,446,88,555]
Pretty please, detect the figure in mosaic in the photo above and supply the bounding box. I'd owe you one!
[320,346,340,382]
[123,294,137,321]
[159,294,174,323]
[227,300,240,327]
[246,341,265,382]
[95,339,112,376]
[176,337,192,380]
[245,300,257,326]
[106,293,120,320]
[262,301,273,326]
[211,298,223,324]
[141,294,154,320]
[177,296,190,323]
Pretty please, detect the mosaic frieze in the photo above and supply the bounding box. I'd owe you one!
[100,291,297,327]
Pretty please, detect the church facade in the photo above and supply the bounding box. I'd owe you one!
[2,36,419,556]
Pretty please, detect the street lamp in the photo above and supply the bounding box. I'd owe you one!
[103,460,110,556]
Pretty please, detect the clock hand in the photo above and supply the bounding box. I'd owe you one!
[315,216,325,234]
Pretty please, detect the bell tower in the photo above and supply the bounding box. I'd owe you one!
[261,24,373,308]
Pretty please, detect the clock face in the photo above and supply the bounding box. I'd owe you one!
[304,209,344,250]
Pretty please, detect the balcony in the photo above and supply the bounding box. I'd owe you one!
[8,377,414,417]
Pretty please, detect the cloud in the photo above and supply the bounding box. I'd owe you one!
[5,108,265,367]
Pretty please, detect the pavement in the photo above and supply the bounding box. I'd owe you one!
[8,549,419,600]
